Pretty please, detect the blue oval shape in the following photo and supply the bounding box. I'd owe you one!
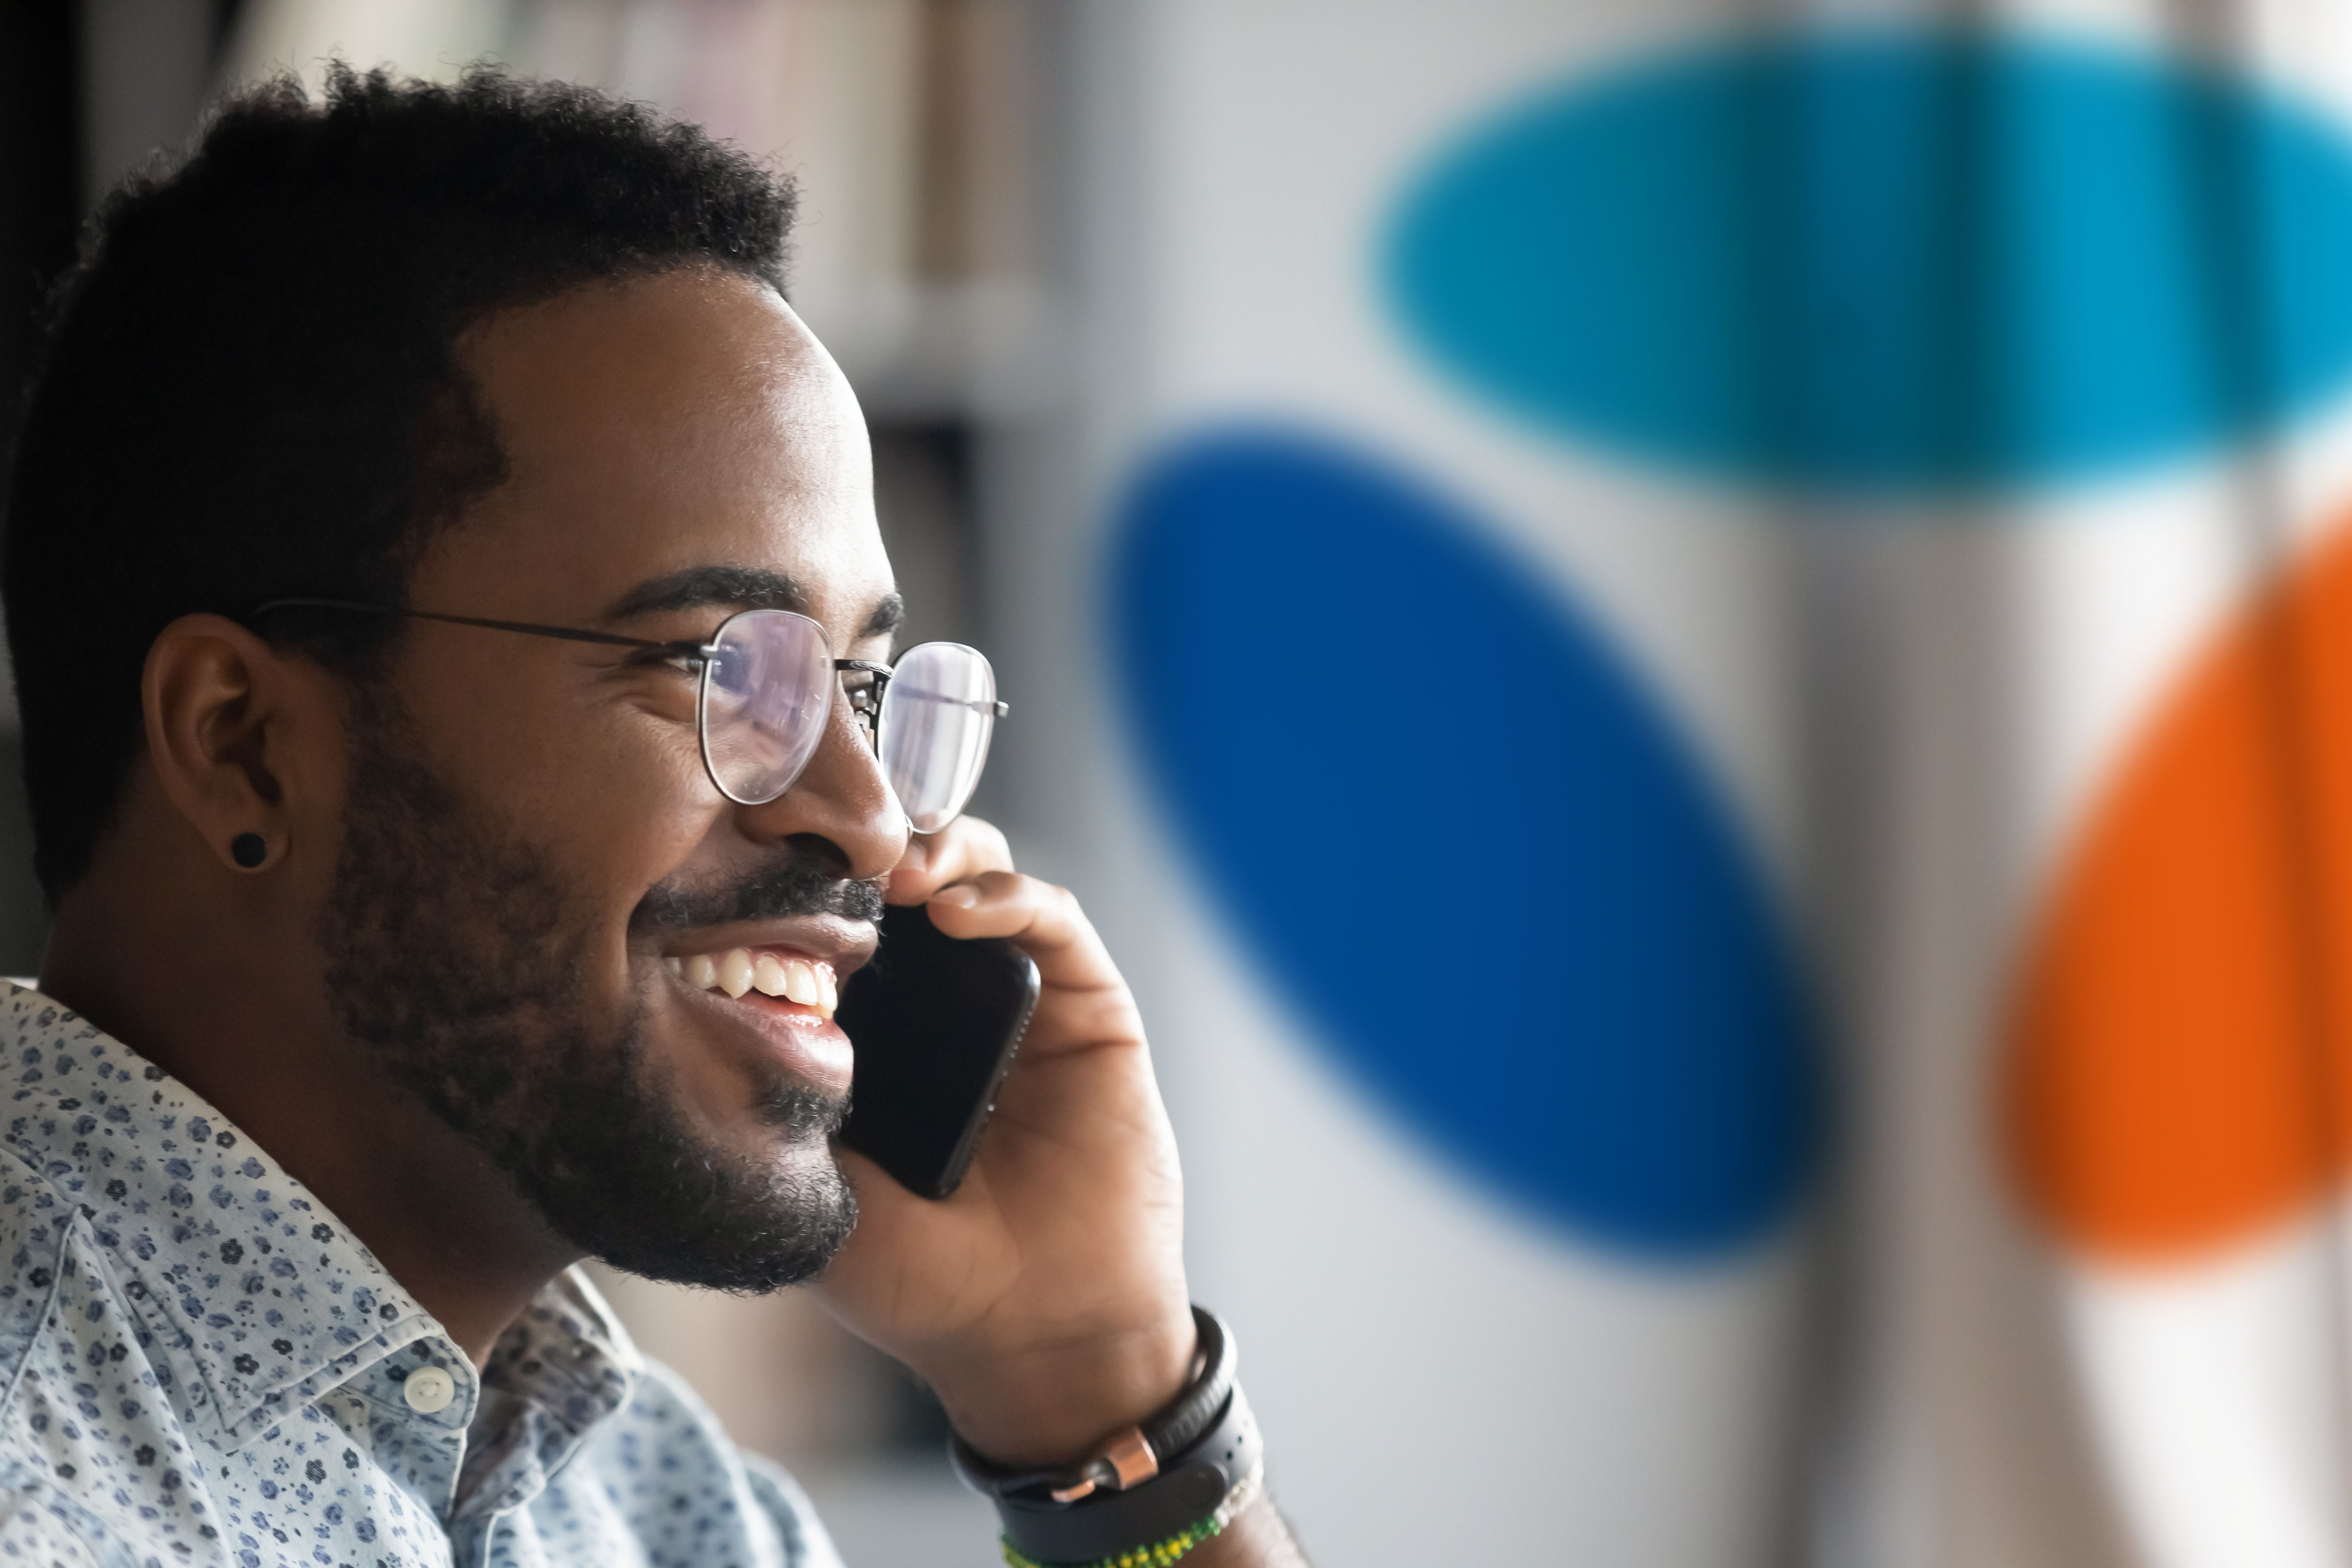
[1110,429,1819,1257]
[1387,28,2352,489]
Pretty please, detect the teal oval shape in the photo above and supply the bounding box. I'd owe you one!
[1386,28,2352,490]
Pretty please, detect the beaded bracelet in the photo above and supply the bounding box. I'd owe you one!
[998,1462,1263,1568]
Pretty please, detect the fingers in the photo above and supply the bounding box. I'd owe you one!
[924,870,1131,1008]
[887,820,1143,1051]
[887,815,1013,905]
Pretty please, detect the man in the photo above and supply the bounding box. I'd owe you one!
[0,66,1304,1568]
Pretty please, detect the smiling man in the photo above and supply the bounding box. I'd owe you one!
[0,67,1302,1568]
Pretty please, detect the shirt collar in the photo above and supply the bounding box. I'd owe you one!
[483,1265,641,1429]
[0,983,638,1454]
[455,1267,643,1521]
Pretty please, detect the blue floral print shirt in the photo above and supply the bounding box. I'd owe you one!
[0,985,847,1568]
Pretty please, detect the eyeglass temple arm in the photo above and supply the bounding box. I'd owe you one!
[865,672,1011,728]
[253,602,1008,715]
[250,598,717,660]
[833,660,1007,719]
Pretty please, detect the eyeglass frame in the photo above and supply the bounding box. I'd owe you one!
[247,597,1008,808]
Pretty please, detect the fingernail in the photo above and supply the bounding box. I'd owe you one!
[933,885,980,909]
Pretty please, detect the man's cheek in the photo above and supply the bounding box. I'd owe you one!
[636,1006,765,1133]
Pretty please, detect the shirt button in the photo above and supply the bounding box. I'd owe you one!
[402,1366,456,1414]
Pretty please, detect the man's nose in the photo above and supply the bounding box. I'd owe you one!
[732,689,908,880]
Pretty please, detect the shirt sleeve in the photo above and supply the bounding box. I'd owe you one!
[737,1451,850,1568]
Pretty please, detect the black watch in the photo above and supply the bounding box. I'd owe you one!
[951,1306,1264,1565]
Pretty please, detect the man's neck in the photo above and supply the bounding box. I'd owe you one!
[41,822,579,1368]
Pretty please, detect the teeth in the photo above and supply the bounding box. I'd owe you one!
[717,949,755,999]
[752,953,790,997]
[680,949,840,1019]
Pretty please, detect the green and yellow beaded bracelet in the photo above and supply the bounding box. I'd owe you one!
[997,1465,1262,1568]
[998,1510,1224,1568]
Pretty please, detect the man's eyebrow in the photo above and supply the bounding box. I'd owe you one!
[603,567,808,623]
[862,592,906,640]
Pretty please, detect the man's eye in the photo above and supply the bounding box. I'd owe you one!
[625,647,700,680]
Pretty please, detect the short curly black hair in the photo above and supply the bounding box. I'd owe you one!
[2,64,795,900]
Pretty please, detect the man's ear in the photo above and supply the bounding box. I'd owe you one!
[141,614,328,876]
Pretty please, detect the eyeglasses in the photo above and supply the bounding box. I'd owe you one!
[250,599,1006,833]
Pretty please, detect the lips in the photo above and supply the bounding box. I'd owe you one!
[666,948,838,1021]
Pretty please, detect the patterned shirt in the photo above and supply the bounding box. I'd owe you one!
[0,984,847,1568]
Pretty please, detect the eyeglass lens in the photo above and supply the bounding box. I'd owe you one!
[700,611,834,806]
[878,641,998,833]
[698,610,997,831]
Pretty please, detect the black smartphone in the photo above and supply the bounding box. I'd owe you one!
[836,903,1041,1199]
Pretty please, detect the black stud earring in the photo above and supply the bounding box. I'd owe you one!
[230,833,268,870]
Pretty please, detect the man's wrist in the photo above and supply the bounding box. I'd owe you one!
[1183,1489,1309,1568]
[928,1310,1199,1468]
[958,1319,1263,1568]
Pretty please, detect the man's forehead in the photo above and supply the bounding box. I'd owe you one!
[436,269,893,636]
[463,269,866,499]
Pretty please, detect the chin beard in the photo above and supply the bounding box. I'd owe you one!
[317,686,857,1293]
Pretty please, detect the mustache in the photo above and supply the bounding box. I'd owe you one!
[634,853,886,932]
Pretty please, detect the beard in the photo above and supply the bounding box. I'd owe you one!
[317,686,869,1293]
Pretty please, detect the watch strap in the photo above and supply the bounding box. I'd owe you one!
[952,1306,1234,1502]
[990,1381,1263,1565]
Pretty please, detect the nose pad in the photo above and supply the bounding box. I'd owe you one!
[837,682,891,787]
[848,685,883,759]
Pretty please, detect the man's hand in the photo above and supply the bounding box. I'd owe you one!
[816,816,1194,1467]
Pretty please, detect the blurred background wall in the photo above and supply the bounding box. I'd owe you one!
[23,4,2352,1568]
[2,5,1824,1564]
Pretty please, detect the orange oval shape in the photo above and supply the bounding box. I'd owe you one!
[2004,520,2352,1259]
